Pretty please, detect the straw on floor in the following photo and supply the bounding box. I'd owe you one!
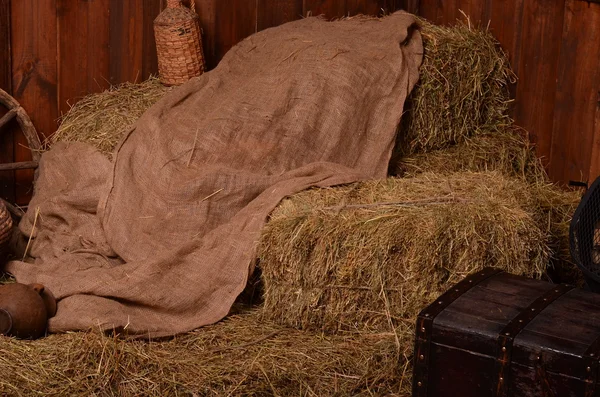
[0,306,409,397]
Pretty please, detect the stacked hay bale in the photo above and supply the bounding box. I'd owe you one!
[259,173,553,333]
[24,16,580,396]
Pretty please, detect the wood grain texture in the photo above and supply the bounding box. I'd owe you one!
[591,87,600,182]
[303,0,347,18]
[11,0,58,205]
[513,0,566,169]
[214,0,257,65]
[486,0,525,69]
[346,0,380,16]
[457,0,484,25]
[0,0,10,94]
[142,0,162,79]
[0,0,14,202]
[194,0,217,70]
[257,0,302,31]
[550,0,600,184]
[109,0,144,84]
[419,0,439,23]
[57,0,110,117]
[403,0,420,14]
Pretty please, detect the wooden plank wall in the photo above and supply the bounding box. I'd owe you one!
[1,0,599,206]
[1,0,411,205]
[5,0,161,205]
[0,0,14,203]
[419,0,600,185]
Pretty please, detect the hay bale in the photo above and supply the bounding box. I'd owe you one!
[394,128,544,182]
[0,307,409,396]
[258,171,578,333]
[50,77,171,157]
[395,18,515,155]
[393,129,583,286]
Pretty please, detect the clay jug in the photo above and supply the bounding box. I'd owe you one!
[0,283,57,339]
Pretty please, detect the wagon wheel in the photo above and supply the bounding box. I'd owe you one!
[0,88,42,218]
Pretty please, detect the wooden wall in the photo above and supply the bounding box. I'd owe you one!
[419,0,600,186]
[0,0,599,205]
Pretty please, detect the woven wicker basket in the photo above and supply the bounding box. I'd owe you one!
[154,0,205,86]
[0,201,12,256]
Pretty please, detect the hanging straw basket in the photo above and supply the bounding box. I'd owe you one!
[154,0,205,86]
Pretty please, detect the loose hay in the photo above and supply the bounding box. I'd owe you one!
[0,307,408,397]
[50,77,171,157]
[395,18,515,155]
[258,171,579,334]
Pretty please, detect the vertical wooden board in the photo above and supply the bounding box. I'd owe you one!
[590,91,600,182]
[457,0,485,25]
[439,0,461,25]
[0,0,10,93]
[550,0,600,184]
[377,0,405,15]
[346,0,380,16]
[513,0,565,169]
[0,0,14,202]
[109,0,144,84]
[302,0,347,19]
[11,0,58,205]
[194,0,217,70]
[418,0,461,25]
[214,0,257,65]
[257,0,302,31]
[419,0,439,23]
[485,0,524,120]
[404,0,420,14]
[142,0,162,79]
[485,0,524,68]
[57,0,110,118]
[86,0,110,92]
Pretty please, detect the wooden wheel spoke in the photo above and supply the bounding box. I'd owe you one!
[0,108,16,130]
[0,161,38,172]
[0,88,42,217]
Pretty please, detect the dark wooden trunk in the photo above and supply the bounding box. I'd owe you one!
[413,268,600,397]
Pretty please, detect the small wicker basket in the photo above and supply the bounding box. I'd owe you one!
[154,0,205,86]
[0,201,12,256]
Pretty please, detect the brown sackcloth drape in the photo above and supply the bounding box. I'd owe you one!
[6,12,422,337]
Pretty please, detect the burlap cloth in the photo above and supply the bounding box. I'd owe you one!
[6,12,422,337]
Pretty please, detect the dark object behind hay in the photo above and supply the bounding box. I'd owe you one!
[0,307,408,396]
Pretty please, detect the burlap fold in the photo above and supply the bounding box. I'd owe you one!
[7,12,422,337]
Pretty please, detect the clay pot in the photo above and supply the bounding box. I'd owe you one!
[0,283,57,339]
